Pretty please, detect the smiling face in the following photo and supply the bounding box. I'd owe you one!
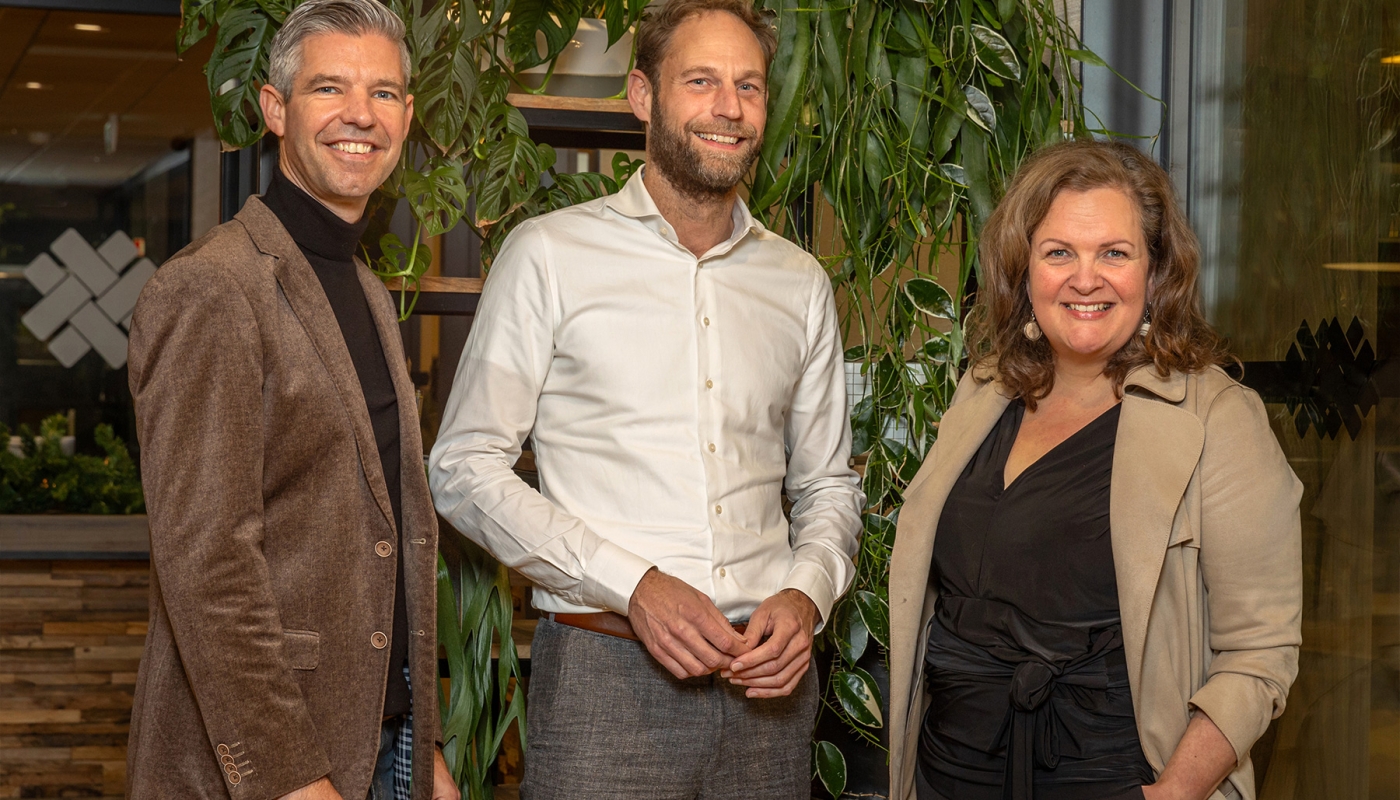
[1028,186,1151,371]
[629,10,767,199]
[259,31,412,221]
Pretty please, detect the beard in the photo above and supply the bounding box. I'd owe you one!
[647,94,762,202]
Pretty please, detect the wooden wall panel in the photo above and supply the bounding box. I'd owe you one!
[0,559,148,799]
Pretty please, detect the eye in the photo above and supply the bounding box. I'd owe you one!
[315,86,338,94]
[1104,249,1129,259]
[690,78,709,87]
[1046,248,1070,259]
[374,90,398,100]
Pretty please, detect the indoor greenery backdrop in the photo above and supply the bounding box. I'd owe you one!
[747,1,1097,795]
[183,0,1099,796]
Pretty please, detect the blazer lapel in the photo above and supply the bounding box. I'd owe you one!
[1111,369,1203,692]
[358,267,430,531]
[236,198,398,534]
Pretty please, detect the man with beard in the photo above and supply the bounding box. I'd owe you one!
[428,0,863,796]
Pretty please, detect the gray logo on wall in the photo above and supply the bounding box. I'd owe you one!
[21,229,155,370]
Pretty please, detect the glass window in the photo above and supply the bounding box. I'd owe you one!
[0,8,217,452]
[1188,3,1400,797]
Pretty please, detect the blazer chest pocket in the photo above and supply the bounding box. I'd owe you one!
[283,629,320,671]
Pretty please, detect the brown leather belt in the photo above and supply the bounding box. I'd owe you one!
[547,611,746,641]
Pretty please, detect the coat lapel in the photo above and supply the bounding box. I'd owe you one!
[358,267,431,533]
[235,198,397,534]
[1111,368,1203,693]
[889,377,1010,734]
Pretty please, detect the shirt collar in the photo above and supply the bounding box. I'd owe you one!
[603,165,763,256]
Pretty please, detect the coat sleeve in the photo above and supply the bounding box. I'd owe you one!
[1187,384,1304,764]
[128,260,331,798]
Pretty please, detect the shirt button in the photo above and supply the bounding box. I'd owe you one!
[705,379,714,389]
[715,504,722,515]
[719,567,727,577]
[371,631,388,649]
[375,541,392,557]
[708,443,716,453]
[703,317,710,326]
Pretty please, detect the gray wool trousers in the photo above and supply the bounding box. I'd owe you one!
[521,617,819,800]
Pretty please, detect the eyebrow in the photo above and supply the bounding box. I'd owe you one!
[1038,237,1137,249]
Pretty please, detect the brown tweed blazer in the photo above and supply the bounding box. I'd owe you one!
[126,197,441,799]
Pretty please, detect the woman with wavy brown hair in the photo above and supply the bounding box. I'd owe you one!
[884,140,1303,800]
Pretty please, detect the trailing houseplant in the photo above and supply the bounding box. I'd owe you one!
[747,1,1100,795]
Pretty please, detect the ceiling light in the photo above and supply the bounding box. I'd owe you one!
[1383,54,1400,65]
[73,23,105,32]
[24,82,44,90]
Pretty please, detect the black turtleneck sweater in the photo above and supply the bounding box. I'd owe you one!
[262,166,411,718]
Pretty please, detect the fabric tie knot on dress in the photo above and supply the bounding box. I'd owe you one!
[1009,660,1058,713]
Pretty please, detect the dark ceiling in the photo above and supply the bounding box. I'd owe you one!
[0,6,216,186]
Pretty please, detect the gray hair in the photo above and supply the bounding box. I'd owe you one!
[267,0,410,97]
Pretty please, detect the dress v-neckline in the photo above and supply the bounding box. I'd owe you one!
[1000,401,1122,493]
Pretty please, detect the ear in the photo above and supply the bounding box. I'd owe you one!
[260,83,288,138]
[626,69,653,125]
[402,93,415,137]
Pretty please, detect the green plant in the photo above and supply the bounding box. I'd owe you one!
[179,0,646,318]
[747,1,1098,795]
[0,415,145,514]
[436,540,524,800]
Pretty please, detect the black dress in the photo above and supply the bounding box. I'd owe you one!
[917,401,1154,800]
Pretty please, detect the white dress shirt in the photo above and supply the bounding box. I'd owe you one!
[429,170,864,624]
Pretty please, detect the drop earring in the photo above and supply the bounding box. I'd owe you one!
[1139,306,1152,337]
[1023,311,1042,342]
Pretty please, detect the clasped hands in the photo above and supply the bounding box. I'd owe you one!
[626,567,817,698]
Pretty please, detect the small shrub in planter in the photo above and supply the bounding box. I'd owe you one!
[0,415,144,514]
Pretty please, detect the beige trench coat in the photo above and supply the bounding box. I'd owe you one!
[887,365,1302,800]
[126,198,442,799]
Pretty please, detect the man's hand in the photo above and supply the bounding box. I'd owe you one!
[627,568,751,679]
[431,747,459,800]
[278,777,343,800]
[721,589,818,699]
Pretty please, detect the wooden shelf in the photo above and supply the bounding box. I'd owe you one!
[507,92,645,151]
[384,275,483,316]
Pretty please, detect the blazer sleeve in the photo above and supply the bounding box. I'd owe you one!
[1187,384,1304,764]
[128,261,331,798]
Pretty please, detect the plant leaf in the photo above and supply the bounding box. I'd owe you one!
[814,740,847,799]
[854,589,890,648]
[506,0,586,71]
[905,277,955,319]
[833,600,869,665]
[834,667,884,727]
[1066,47,1108,68]
[205,4,276,148]
[962,84,997,132]
[971,23,1020,81]
[414,25,479,155]
[404,157,469,236]
[938,162,967,186]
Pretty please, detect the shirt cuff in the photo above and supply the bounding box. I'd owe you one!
[580,539,655,614]
[779,561,838,633]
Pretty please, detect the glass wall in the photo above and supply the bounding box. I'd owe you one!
[1187,1,1400,797]
[0,7,217,452]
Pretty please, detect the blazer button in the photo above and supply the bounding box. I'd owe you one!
[375,541,392,557]
[224,761,238,774]
[371,631,388,649]
[228,771,241,785]
[221,755,235,766]
[216,744,229,756]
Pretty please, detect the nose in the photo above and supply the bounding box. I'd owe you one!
[712,82,741,121]
[1069,254,1104,293]
[341,87,375,128]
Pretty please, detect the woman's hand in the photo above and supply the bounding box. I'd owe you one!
[1141,712,1237,800]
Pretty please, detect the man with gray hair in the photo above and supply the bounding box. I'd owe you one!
[125,0,456,797]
